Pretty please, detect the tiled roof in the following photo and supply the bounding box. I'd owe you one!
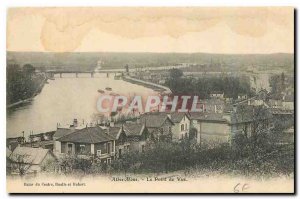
[140,112,174,128]
[10,147,53,165]
[57,127,114,143]
[106,127,122,139]
[53,128,75,139]
[169,112,188,123]
[123,123,145,136]
[231,105,273,124]
[6,147,12,158]
[268,108,294,115]
[189,112,228,122]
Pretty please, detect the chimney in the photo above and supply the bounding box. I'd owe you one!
[73,119,78,127]
[110,121,114,127]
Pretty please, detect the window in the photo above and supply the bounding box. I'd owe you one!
[181,124,184,131]
[159,128,163,134]
[107,158,112,164]
[169,126,172,133]
[107,142,111,154]
[141,145,145,153]
[97,150,102,156]
[181,134,184,140]
[119,148,122,157]
[185,124,187,130]
[79,144,85,153]
[67,143,73,154]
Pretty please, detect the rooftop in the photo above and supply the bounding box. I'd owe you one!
[123,123,145,136]
[57,127,115,144]
[53,128,76,139]
[9,147,54,165]
[140,112,174,128]
[168,112,189,123]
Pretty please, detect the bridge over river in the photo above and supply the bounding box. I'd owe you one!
[45,69,126,78]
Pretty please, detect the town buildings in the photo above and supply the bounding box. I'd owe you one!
[139,112,174,141]
[56,126,116,163]
[167,112,191,141]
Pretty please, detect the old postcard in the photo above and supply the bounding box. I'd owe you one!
[6,7,294,193]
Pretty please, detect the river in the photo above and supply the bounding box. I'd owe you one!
[6,73,156,138]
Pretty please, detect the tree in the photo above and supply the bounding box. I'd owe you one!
[74,156,93,174]
[169,68,183,79]
[23,64,36,75]
[10,154,31,176]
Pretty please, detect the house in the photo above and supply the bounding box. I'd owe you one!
[281,127,294,144]
[52,119,87,155]
[29,131,55,142]
[230,105,274,139]
[106,126,129,158]
[267,93,293,110]
[139,112,174,141]
[238,94,248,100]
[8,147,56,174]
[122,123,150,153]
[268,108,294,130]
[189,112,231,146]
[189,104,274,146]
[7,136,25,151]
[23,131,56,151]
[168,113,191,141]
[56,126,115,163]
[6,147,12,174]
[282,95,294,110]
[52,128,77,155]
[198,99,225,113]
[210,92,224,99]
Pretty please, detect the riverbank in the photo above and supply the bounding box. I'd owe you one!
[7,75,48,109]
[123,76,172,94]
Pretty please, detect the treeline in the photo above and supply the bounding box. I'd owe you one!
[165,69,253,99]
[7,51,294,71]
[7,64,45,105]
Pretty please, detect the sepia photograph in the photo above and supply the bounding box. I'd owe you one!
[5,7,295,193]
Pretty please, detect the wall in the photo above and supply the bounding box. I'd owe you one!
[172,115,190,141]
[192,120,231,145]
[94,141,115,156]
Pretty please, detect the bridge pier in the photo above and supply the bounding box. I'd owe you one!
[60,73,62,78]
[76,73,78,78]
[91,72,94,78]
[106,73,109,78]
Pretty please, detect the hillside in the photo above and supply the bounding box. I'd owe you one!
[7,51,294,72]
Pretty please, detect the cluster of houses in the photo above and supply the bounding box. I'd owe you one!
[7,92,294,175]
[7,72,294,175]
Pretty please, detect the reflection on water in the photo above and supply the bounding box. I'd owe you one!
[7,73,155,138]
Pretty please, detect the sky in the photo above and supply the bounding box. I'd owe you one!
[7,7,294,54]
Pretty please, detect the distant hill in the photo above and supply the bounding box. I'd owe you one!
[7,51,294,72]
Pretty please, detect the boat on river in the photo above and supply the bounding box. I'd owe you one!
[105,87,112,91]
[109,92,119,96]
[97,89,105,94]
